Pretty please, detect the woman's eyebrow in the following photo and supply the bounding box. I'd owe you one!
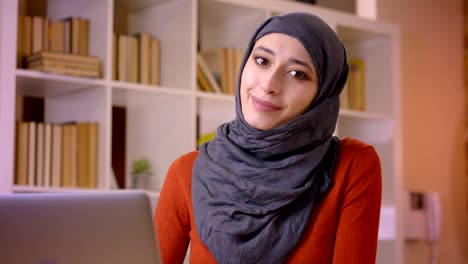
[289,58,314,72]
[254,45,275,55]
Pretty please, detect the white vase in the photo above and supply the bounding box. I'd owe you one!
[131,173,153,190]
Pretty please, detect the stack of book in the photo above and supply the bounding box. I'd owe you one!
[15,121,99,189]
[197,47,244,95]
[340,58,366,111]
[113,32,160,85]
[26,51,101,78]
[17,15,91,68]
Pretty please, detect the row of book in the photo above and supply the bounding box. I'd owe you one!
[17,15,90,68]
[113,33,160,85]
[15,121,99,189]
[341,59,366,111]
[197,47,244,95]
[25,51,101,78]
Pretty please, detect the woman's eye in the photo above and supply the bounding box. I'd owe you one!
[289,70,308,80]
[254,56,269,66]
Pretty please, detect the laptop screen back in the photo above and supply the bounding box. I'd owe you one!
[0,191,161,264]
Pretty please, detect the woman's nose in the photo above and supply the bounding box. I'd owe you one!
[261,69,281,94]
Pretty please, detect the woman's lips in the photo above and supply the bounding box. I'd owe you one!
[251,95,282,111]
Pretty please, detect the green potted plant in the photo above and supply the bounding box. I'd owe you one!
[131,158,152,189]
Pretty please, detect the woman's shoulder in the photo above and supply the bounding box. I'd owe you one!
[338,137,378,160]
[173,151,199,166]
[339,137,373,150]
[166,151,199,177]
[335,137,381,187]
[163,151,199,194]
[336,137,381,177]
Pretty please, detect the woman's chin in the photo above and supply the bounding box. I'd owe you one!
[246,118,278,131]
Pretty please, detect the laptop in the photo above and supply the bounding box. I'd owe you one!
[0,191,161,264]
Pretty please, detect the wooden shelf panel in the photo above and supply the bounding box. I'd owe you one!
[112,83,192,107]
[16,69,106,98]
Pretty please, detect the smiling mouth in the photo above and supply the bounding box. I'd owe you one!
[251,95,282,111]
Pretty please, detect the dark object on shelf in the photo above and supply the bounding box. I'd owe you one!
[112,106,126,189]
[23,96,44,122]
[296,0,317,4]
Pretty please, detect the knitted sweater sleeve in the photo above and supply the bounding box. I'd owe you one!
[332,145,382,263]
[155,155,192,264]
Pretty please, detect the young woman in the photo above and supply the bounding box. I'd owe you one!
[155,12,382,264]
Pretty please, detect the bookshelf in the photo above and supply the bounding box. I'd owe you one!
[0,0,402,263]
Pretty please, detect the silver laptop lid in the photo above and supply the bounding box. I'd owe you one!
[0,191,161,264]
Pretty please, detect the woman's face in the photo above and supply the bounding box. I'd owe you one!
[240,33,319,131]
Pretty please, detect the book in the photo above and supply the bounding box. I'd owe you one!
[226,48,243,94]
[43,17,50,52]
[28,64,100,78]
[28,59,101,72]
[347,59,366,111]
[118,34,127,82]
[61,123,77,188]
[17,15,32,67]
[61,123,71,187]
[112,33,117,80]
[234,48,244,91]
[76,121,99,189]
[27,51,100,65]
[125,34,135,82]
[23,16,32,58]
[71,17,80,54]
[76,122,90,188]
[16,15,25,67]
[36,122,44,186]
[79,18,89,55]
[63,17,71,53]
[200,48,229,94]
[51,124,62,187]
[115,33,159,85]
[27,121,37,186]
[197,63,214,93]
[130,35,138,83]
[15,122,29,185]
[50,20,64,53]
[26,52,101,78]
[197,53,222,94]
[88,122,98,188]
[16,15,29,68]
[150,37,160,85]
[43,123,52,187]
[136,33,151,85]
[226,48,236,94]
[340,82,349,109]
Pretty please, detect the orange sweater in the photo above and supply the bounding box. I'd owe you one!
[155,137,382,264]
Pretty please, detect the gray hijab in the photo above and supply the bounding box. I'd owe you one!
[192,12,349,264]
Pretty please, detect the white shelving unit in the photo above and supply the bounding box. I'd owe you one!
[0,0,402,263]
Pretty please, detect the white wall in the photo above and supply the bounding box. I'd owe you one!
[378,0,468,263]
